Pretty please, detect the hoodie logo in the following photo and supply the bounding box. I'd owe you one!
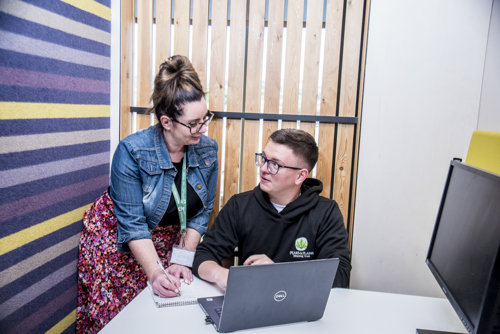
[290,237,314,258]
[295,237,308,251]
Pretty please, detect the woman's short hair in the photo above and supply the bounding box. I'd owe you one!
[269,129,319,172]
[149,55,205,123]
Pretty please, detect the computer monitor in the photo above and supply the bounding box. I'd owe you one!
[424,160,500,334]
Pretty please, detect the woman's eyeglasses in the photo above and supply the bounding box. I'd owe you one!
[255,153,303,175]
[170,111,214,134]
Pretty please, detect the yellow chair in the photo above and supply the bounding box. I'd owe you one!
[465,130,500,175]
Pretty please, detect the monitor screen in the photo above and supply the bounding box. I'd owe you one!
[426,161,500,334]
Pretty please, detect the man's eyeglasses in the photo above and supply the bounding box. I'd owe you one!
[255,153,303,175]
[170,111,214,134]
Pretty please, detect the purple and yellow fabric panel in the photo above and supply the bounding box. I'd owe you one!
[0,0,111,333]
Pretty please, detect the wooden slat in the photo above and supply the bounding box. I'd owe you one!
[320,0,343,116]
[208,116,224,228]
[349,0,370,249]
[155,0,172,69]
[261,0,285,150]
[174,0,190,56]
[339,0,364,118]
[333,124,354,228]
[299,0,323,139]
[317,123,336,191]
[317,0,344,197]
[120,0,134,139]
[241,0,266,193]
[207,0,228,227]
[192,0,209,91]
[136,0,154,130]
[223,118,242,203]
[223,0,247,203]
[263,0,285,115]
[334,0,365,227]
[208,0,227,112]
[281,0,303,130]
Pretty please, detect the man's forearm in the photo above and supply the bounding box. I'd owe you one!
[198,260,229,289]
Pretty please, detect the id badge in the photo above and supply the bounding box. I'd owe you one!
[171,244,195,267]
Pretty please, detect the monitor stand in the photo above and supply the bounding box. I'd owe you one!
[416,329,466,334]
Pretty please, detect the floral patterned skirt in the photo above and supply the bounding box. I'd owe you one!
[76,190,180,333]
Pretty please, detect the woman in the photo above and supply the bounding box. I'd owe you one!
[76,55,218,333]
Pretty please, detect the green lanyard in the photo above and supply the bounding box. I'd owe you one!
[171,152,187,231]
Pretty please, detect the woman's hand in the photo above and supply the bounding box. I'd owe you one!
[167,264,193,284]
[150,269,181,298]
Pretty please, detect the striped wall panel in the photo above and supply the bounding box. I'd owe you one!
[0,1,111,333]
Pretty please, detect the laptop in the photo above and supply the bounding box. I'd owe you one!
[197,258,339,333]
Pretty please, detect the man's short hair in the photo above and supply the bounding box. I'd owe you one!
[269,129,318,171]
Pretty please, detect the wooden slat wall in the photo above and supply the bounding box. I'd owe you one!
[120,0,370,245]
[318,0,344,200]
[349,0,371,248]
[224,0,247,204]
[300,0,323,140]
[120,0,134,139]
[155,0,171,70]
[281,0,303,131]
[136,0,154,130]
[241,0,266,193]
[206,0,227,225]
[334,0,365,228]
[192,0,209,91]
[261,0,284,148]
[153,0,172,128]
[174,0,190,56]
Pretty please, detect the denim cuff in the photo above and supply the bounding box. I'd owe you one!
[116,231,153,253]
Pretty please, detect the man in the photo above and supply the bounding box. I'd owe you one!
[192,129,351,288]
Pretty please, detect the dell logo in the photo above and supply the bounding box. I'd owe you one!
[274,290,287,302]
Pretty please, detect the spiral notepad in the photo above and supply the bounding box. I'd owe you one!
[147,281,197,307]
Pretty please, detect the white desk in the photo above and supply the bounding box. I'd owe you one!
[100,277,466,334]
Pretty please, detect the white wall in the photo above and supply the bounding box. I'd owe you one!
[478,0,500,131]
[351,0,496,297]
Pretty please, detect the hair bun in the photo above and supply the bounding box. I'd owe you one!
[160,55,191,79]
[150,55,205,123]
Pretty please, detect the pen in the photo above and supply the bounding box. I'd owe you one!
[156,260,180,296]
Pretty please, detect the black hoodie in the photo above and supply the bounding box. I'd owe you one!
[192,178,351,288]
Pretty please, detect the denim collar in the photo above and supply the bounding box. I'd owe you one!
[153,125,200,169]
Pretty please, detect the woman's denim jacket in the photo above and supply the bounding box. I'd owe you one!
[110,125,219,253]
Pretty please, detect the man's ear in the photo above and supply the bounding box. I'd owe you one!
[160,116,171,130]
[295,168,309,185]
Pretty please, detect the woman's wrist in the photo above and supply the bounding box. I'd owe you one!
[149,267,163,283]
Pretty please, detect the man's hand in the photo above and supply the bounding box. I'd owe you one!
[243,254,274,266]
[198,261,229,289]
[167,264,193,284]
